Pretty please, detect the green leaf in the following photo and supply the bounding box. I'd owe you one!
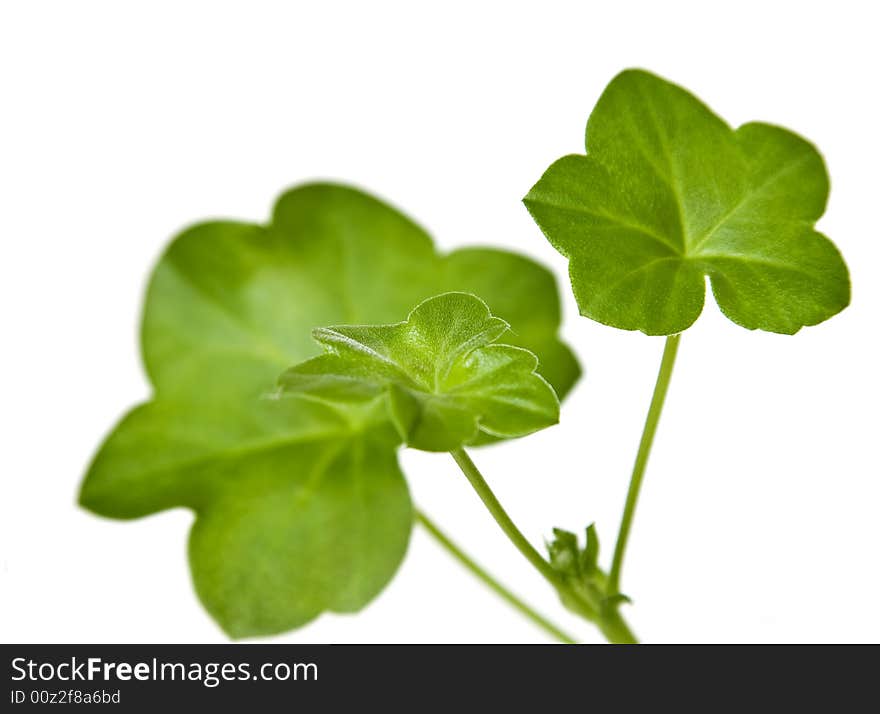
[524,69,850,335]
[278,292,560,452]
[80,183,579,637]
[81,399,408,637]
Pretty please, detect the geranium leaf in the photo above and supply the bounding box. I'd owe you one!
[524,69,850,335]
[278,292,560,452]
[80,399,408,637]
[80,183,579,637]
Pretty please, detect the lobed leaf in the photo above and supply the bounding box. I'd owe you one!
[80,183,579,637]
[80,398,408,637]
[524,69,850,335]
[278,292,560,452]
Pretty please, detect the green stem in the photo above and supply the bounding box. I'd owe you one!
[607,334,681,597]
[451,449,560,583]
[415,510,578,644]
[450,449,637,644]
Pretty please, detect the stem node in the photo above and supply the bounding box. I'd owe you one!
[450,449,638,644]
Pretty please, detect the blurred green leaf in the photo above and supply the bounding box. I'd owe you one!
[81,183,579,637]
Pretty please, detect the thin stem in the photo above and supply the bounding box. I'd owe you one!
[451,449,560,583]
[449,449,637,644]
[415,510,578,644]
[607,334,681,596]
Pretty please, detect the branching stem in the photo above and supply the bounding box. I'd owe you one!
[449,449,637,644]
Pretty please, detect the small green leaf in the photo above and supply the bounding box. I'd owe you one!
[278,292,561,452]
[525,69,850,335]
[81,183,579,637]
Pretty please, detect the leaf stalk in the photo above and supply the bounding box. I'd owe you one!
[607,334,681,596]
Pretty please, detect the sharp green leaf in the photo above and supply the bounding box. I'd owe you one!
[80,183,579,637]
[524,69,850,335]
[278,292,560,452]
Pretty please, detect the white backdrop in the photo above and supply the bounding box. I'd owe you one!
[2,0,878,644]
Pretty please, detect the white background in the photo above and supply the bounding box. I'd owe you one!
[2,1,878,644]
